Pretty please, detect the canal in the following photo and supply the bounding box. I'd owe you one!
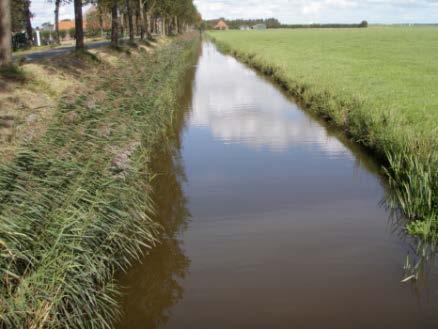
[116,42,438,329]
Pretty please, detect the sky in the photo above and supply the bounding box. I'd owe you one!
[30,1,92,28]
[31,0,438,27]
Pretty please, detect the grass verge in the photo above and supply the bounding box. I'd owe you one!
[0,34,199,328]
[0,65,26,82]
[207,28,437,238]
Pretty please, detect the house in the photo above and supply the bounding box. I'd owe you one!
[58,19,76,32]
[214,20,229,30]
[58,19,81,40]
[252,23,267,30]
[58,6,98,33]
[58,6,100,40]
[239,25,250,30]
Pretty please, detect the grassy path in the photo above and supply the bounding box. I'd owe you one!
[208,27,437,237]
[0,35,199,328]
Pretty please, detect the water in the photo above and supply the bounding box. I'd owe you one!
[116,42,438,329]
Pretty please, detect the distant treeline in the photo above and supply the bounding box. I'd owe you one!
[204,18,281,29]
[375,23,438,27]
[204,18,369,30]
[282,21,368,28]
[227,18,281,29]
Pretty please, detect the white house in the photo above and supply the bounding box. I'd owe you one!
[252,24,267,30]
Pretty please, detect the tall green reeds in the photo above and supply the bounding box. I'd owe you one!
[0,36,199,328]
[385,147,437,238]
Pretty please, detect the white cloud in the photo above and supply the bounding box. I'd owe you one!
[194,0,438,23]
[189,43,350,156]
[29,0,438,27]
[302,2,323,14]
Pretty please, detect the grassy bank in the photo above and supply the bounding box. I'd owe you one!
[208,27,437,237]
[0,35,199,328]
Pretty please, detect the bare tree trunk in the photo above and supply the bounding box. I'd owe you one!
[73,0,84,50]
[0,0,12,66]
[98,5,104,38]
[167,20,172,35]
[145,12,152,39]
[138,0,145,40]
[111,2,118,47]
[120,12,124,37]
[125,0,134,43]
[135,13,139,35]
[54,0,60,44]
[24,1,33,46]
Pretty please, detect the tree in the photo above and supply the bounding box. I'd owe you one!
[48,0,65,44]
[11,0,32,45]
[86,5,110,37]
[54,0,61,44]
[110,0,118,47]
[125,0,134,43]
[138,0,145,39]
[23,0,32,45]
[96,0,119,46]
[73,0,84,49]
[144,0,156,38]
[0,0,12,66]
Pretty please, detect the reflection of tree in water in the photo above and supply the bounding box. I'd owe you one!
[116,47,200,329]
[116,234,189,329]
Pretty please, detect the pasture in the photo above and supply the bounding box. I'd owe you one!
[209,27,438,236]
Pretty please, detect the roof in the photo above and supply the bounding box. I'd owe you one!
[214,20,228,29]
[58,19,90,31]
[58,20,75,31]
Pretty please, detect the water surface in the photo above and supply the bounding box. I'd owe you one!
[116,42,438,329]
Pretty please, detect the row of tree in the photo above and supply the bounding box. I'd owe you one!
[203,17,369,30]
[204,18,281,30]
[281,21,369,29]
[0,0,201,67]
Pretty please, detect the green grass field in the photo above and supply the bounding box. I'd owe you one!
[208,27,437,236]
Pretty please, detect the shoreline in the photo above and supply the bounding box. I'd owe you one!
[207,30,437,239]
[0,33,200,328]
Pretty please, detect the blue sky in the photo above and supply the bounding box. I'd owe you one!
[31,0,438,27]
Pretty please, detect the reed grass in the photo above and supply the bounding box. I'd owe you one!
[0,64,26,82]
[208,28,437,239]
[0,36,199,328]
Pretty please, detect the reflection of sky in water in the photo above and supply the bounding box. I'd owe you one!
[189,43,350,158]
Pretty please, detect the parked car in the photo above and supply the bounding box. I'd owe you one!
[12,32,29,51]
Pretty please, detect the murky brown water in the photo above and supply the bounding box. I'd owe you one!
[115,42,438,329]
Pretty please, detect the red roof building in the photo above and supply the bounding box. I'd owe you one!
[214,20,229,30]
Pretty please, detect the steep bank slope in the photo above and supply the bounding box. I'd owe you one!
[0,35,199,328]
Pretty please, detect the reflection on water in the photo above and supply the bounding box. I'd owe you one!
[388,211,438,283]
[115,58,196,329]
[116,127,190,329]
[116,42,438,329]
[191,45,349,157]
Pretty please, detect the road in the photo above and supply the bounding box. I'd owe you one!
[13,40,110,61]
